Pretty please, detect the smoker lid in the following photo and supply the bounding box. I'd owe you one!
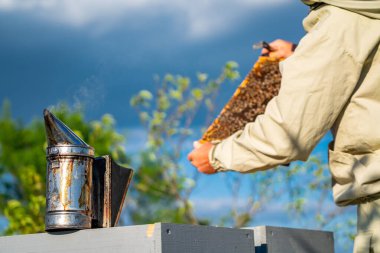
[43,109,91,148]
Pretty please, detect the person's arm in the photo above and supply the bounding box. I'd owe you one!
[210,32,362,173]
[189,29,363,173]
[188,39,296,174]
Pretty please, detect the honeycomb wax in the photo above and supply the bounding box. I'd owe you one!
[201,57,282,142]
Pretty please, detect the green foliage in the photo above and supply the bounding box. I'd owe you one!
[129,62,240,224]
[0,101,128,235]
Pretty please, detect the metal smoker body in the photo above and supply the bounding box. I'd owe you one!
[46,145,94,230]
[44,109,133,231]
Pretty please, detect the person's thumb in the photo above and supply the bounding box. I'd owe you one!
[193,141,202,149]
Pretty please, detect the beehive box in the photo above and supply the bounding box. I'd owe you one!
[252,226,334,253]
[0,224,335,253]
[0,223,255,253]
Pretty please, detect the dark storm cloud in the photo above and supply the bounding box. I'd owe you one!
[0,1,308,126]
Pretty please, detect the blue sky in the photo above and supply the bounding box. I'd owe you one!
[0,0,308,125]
[0,1,354,251]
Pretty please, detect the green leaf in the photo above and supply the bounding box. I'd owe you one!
[225,69,240,80]
[186,100,196,109]
[158,95,170,111]
[102,114,115,126]
[167,128,177,136]
[205,98,213,111]
[139,112,150,122]
[169,89,183,101]
[191,88,203,101]
[164,74,174,83]
[139,90,153,100]
[225,61,239,69]
[197,73,208,83]
[177,76,190,91]
[129,96,139,107]
[151,111,166,126]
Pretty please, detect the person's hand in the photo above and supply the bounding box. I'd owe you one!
[187,141,217,175]
[262,39,296,59]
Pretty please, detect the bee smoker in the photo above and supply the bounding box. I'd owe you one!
[44,109,133,231]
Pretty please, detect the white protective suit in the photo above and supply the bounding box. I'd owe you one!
[209,3,380,252]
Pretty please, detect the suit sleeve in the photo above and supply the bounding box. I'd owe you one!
[209,24,363,173]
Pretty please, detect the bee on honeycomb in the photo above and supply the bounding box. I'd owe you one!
[201,57,282,142]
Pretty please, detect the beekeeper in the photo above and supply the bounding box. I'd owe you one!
[188,1,380,252]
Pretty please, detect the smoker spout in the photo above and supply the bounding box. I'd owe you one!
[43,109,89,146]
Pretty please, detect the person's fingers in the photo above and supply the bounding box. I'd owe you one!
[268,41,279,51]
[197,164,216,174]
[188,152,209,169]
[269,51,281,58]
[261,48,269,55]
[268,39,295,59]
[188,149,207,166]
[193,156,211,167]
[262,41,281,57]
[192,158,208,168]
[188,142,216,174]
[187,150,194,162]
[270,39,284,47]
